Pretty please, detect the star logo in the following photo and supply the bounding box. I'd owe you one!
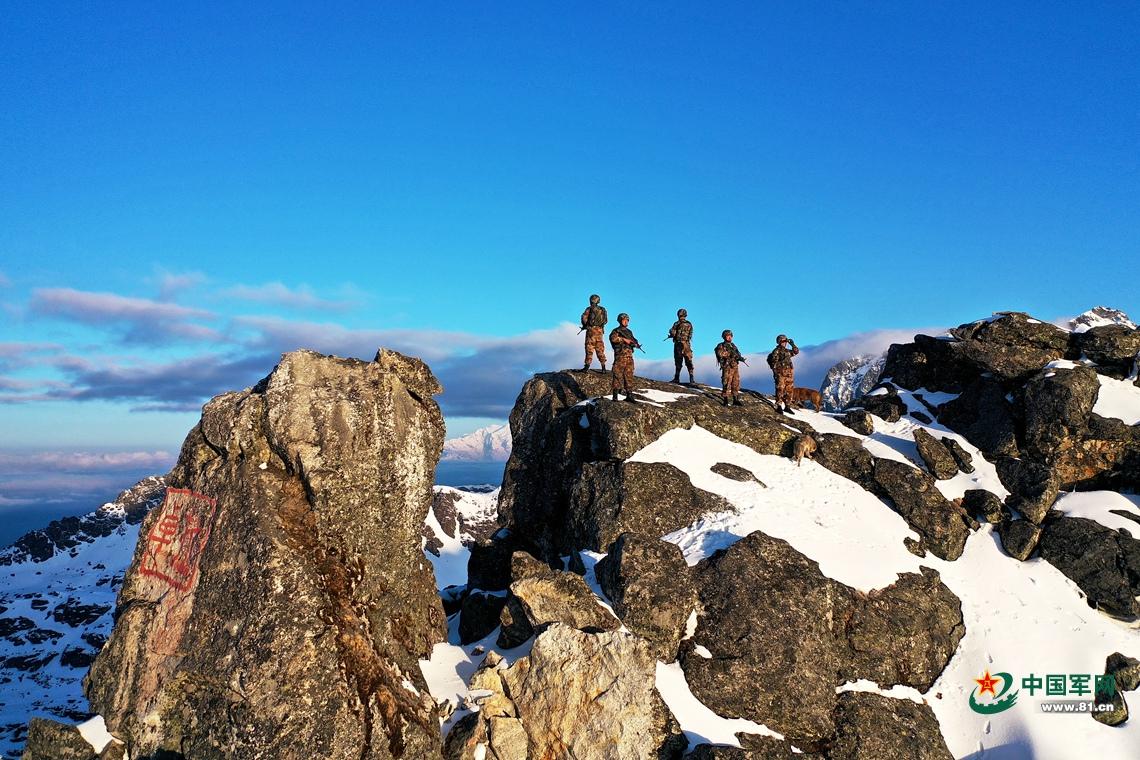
[975,670,1001,698]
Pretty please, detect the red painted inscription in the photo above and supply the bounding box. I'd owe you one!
[139,487,218,592]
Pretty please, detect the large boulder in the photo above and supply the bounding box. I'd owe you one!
[996,457,1059,524]
[872,460,970,560]
[912,429,959,480]
[460,624,687,759]
[568,461,731,553]
[1075,325,1140,378]
[683,532,962,749]
[1039,517,1140,619]
[86,349,448,760]
[595,533,697,661]
[829,692,953,760]
[1022,365,1100,460]
[950,312,1071,353]
[936,378,1020,457]
[20,718,96,760]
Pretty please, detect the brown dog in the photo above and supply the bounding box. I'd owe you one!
[792,434,818,466]
[790,387,824,412]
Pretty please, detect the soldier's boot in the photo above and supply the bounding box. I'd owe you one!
[722,395,730,407]
[671,371,681,384]
[782,403,796,415]
[626,393,638,404]
[612,391,619,402]
[733,395,743,406]
[583,362,590,372]
[687,370,695,384]
[600,362,607,373]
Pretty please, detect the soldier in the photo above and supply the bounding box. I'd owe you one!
[667,308,695,384]
[580,294,608,372]
[714,329,745,406]
[609,313,641,402]
[767,334,800,413]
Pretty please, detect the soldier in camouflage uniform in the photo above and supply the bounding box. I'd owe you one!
[767,333,800,413]
[667,308,695,384]
[714,329,745,406]
[609,313,640,403]
[581,294,608,372]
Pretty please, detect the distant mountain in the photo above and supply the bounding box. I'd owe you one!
[441,423,512,462]
[818,353,886,411]
[1067,306,1136,333]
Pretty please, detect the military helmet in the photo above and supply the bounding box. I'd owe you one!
[722,329,733,339]
[589,294,601,305]
[617,312,630,322]
[777,334,788,342]
[677,308,687,318]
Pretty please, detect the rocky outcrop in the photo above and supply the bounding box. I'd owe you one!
[912,429,958,480]
[19,718,97,760]
[595,533,697,661]
[450,625,686,759]
[873,460,970,560]
[1038,517,1140,619]
[999,520,1042,560]
[820,354,886,412]
[86,349,448,760]
[996,457,1059,524]
[1075,325,1140,378]
[496,371,800,563]
[935,378,1019,457]
[682,532,962,749]
[829,692,953,760]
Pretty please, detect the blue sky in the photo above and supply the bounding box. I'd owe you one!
[1,2,1138,517]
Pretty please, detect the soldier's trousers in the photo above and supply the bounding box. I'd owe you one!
[673,341,694,373]
[612,353,635,393]
[585,327,606,366]
[774,369,794,406]
[721,364,740,398]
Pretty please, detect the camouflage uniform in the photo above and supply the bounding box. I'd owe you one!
[767,341,799,409]
[668,318,694,380]
[715,340,743,403]
[609,325,638,397]
[581,304,608,368]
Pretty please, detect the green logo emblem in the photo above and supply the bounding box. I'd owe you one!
[969,670,1019,714]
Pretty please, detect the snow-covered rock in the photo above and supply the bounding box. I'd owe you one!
[441,423,512,462]
[1067,306,1137,333]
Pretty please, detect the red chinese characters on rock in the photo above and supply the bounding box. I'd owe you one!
[139,487,218,593]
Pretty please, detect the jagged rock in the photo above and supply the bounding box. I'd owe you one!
[830,692,953,760]
[1106,652,1140,692]
[509,566,618,633]
[1022,365,1099,458]
[996,458,1059,524]
[936,377,1019,457]
[496,595,535,649]
[842,567,965,691]
[595,533,696,661]
[1075,325,1140,378]
[841,410,875,435]
[940,437,975,473]
[912,429,959,480]
[882,336,974,394]
[86,349,447,760]
[999,520,1042,561]
[1039,517,1140,619]
[50,600,111,628]
[684,532,961,747]
[873,460,969,561]
[689,735,816,759]
[951,312,1071,352]
[467,534,518,592]
[852,390,906,423]
[19,718,95,760]
[59,646,97,669]
[458,591,507,644]
[911,410,933,424]
[98,742,126,760]
[469,624,686,759]
[813,434,879,496]
[1093,688,1129,726]
[568,461,732,553]
[442,712,485,760]
[711,462,763,484]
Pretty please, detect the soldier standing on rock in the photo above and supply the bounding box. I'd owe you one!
[580,294,608,372]
[667,308,695,385]
[767,334,800,413]
[714,329,745,407]
[609,313,641,403]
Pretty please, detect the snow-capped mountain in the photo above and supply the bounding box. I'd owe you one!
[818,353,886,411]
[422,485,501,591]
[1066,306,1136,333]
[441,423,512,462]
[0,476,165,759]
